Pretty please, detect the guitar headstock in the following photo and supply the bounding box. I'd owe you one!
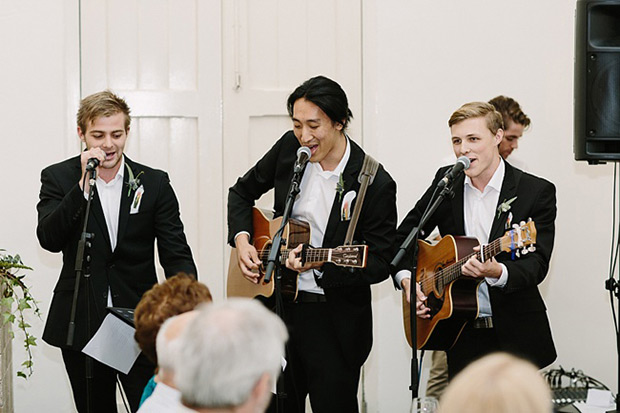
[331,245,368,268]
[499,220,537,255]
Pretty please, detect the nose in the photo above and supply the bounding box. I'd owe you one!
[512,140,519,149]
[299,126,313,144]
[102,134,113,148]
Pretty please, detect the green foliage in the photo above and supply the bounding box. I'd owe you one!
[0,249,41,379]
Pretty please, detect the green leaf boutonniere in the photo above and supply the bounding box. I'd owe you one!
[336,172,345,201]
[497,196,517,219]
[126,166,144,197]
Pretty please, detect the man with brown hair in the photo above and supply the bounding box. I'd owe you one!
[37,90,197,412]
[395,102,556,378]
[488,95,531,160]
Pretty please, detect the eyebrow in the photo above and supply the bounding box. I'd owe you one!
[292,117,321,124]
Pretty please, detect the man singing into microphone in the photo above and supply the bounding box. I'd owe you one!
[37,90,197,412]
[228,75,397,412]
[394,101,556,378]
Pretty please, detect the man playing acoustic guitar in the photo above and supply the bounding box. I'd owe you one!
[227,75,397,413]
[394,101,556,378]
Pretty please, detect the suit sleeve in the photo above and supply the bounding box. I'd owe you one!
[321,173,398,287]
[36,166,85,253]
[153,172,198,278]
[394,167,447,274]
[499,180,556,293]
[227,136,288,246]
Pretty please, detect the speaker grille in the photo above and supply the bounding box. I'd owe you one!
[587,53,620,138]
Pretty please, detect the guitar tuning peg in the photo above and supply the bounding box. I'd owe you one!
[520,220,526,226]
[528,217,533,222]
[521,248,529,255]
[528,246,536,253]
[512,223,519,230]
[515,250,520,258]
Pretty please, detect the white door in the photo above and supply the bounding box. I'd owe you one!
[80,0,224,296]
[221,0,363,211]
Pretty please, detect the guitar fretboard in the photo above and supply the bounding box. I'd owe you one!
[437,238,503,286]
[259,248,330,265]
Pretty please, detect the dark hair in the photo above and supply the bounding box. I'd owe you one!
[488,95,531,130]
[286,75,353,129]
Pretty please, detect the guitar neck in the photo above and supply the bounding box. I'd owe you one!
[259,248,332,266]
[442,238,502,284]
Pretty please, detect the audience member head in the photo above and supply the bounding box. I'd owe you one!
[175,298,288,413]
[439,352,552,413]
[77,90,132,134]
[488,95,531,159]
[287,75,353,130]
[155,310,198,386]
[134,273,212,365]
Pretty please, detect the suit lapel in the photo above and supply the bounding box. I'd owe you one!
[323,140,364,245]
[450,174,466,235]
[116,158,134,249]
[489,162,519,241]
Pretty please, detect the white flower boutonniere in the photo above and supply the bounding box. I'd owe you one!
[497,196,517,219]
[126,167,144,197]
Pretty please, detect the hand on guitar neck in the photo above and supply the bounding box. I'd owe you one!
[234,233,262,283]
[461,245,503,280]
[286,243,324,272]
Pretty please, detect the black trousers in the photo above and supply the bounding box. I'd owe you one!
[267,300,361,413]
[446,324,500,379]
[61,348,155,413]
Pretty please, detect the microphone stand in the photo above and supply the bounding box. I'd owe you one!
[67,168,96,413]
[391,181,456,401]
[263,162,305,412]
[605,276,620,413]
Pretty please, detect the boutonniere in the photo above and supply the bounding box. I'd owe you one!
[336,172,345,201]
[126,166,144,197]
[497,196,517,219]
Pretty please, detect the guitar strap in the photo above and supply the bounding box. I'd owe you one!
[343,154,380,246]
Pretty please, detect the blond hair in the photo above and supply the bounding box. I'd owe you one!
[448,101,504,135]
[439,353,552,413]
[77,90,131,133]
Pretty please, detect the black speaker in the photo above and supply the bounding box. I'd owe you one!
[575,0,620,164]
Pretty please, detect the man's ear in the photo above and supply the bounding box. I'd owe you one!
[77,126,85,142]
[251,373,273,410]
[494,129,504,146]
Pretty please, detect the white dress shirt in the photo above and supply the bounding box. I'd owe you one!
[84,156,125,306]
[292,138,351,294]
[463,158,508,317]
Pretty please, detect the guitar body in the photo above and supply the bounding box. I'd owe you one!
[226,208,309,302]
[403,235,481,350]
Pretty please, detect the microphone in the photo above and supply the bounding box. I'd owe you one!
[437,156,471,188]
[294,146,312,173]
[85,158,100,172]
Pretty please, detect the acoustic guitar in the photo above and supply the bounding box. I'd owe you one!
[227,207,368,301]
[402,220,537,350]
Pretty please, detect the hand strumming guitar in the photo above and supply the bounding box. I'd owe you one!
[234,233,262,283]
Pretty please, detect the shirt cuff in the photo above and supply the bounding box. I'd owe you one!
[394,270,412,290]
[485,263,508,288]
[234,231,251,244]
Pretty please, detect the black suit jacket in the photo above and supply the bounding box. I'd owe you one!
[37,155,197,350]
[396,160,557,368]
[228,131,397,367]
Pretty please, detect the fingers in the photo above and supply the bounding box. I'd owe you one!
[414,281,430,318]
[237,243,261,283]
[285,244,304,271]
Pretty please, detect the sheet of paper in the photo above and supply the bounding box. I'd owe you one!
[82,313,141,374]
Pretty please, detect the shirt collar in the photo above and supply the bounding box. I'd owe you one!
[464,157,505,193]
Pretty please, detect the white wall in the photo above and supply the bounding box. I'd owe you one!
[1,0,617,411]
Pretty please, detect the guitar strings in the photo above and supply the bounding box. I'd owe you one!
[419,238,503,294]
